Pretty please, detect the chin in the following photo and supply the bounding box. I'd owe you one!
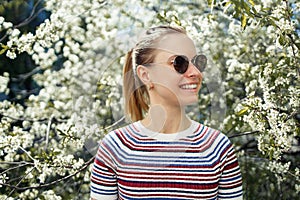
[181,97,199,106]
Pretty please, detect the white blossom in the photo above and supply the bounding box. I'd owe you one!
[0,0,299,198]
[0,73,9,93]
[40,190,62,200]
[6,50,16,59]
[2,21,13,29]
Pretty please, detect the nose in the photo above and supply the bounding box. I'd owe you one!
[185,62,202,78]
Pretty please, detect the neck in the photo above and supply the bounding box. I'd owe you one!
[141,104,191,134]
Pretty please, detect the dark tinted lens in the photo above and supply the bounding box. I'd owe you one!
[192,55,207,72]
[173,55,189,74]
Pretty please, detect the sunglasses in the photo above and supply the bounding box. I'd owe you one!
[145,54,207,74]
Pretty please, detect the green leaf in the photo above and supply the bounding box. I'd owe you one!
[236,106,249,116]
[241,14,247,29]
[267,18,278,27]
[224,1,231,7]
[0,44,8,55]
[249,0,255,6]
[251,5,257,15]
[207,0,213,6]
[231,0,241,18]
[279,34,286,46]
[242,2,251,15]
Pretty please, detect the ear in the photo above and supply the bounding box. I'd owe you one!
[136,65,151,84]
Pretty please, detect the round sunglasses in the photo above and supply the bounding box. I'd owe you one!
[144,54,207,74]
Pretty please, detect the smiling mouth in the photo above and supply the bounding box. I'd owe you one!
[179,84,198,90]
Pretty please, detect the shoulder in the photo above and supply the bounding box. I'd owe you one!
[192,121,234,152]
[202,125,236,158]
[193,121,230,142]
[100,122,139,144]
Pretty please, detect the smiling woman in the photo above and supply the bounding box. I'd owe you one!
[90,25,243,200]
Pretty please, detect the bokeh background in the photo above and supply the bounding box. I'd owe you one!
[0,0,299,199]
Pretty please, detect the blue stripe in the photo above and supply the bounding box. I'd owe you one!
[220,174,242,183]
[218,189,243,198]
[91,122,243,199]
[91,170,115,181]
[102,129,231,167]
[90,185,117,195]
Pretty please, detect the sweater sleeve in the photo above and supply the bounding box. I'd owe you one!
[218,135,243,199]
[90,134,118,200]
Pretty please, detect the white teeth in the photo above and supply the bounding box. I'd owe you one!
[180,84,197,89]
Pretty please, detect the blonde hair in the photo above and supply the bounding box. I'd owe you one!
[123,25,186,122]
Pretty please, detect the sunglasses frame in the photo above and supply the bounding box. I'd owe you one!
[143,54,207,74]
[172,54,207,74]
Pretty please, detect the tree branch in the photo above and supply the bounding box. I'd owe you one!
[229,130,259,138]
[0,0,45,43]
[14,0,45,29]
[45,114,55,150]
[103,116,125,131]
[0,156,95,191]
[0,112,67,123]
[7,166,35,196]
[0,162,32,176]
[11,67,42,82]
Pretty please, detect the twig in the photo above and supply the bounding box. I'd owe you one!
[229,130,259,138]
[0,161,33,165]
[11,67,42,82]
[14,0,45,28]
[0,162,32,176]
[0,0,45,43]
[0,161,82,171]
[6,166,35,198]
[104,116,125,131]
[0,113,67,123]
[18,146,36,162]
[1,156,95,191]
[1,0,106,43]
[223,124,238,136]
[45,114,55,150]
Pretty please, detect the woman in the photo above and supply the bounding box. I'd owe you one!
[90,25,243,200]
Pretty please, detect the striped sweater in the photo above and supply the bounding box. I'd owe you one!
[90,120,243,200]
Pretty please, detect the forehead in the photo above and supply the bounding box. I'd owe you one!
[155,33,196,56]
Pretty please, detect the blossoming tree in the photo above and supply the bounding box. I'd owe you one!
[0,0,299,199]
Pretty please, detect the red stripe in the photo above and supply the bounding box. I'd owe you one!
[119,189,218,199]
[118,172,220,181]
[118,179,219,190]
[115,126,220,153]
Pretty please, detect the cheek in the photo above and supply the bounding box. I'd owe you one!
[153,76,180,91]
[151,67,180,85]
